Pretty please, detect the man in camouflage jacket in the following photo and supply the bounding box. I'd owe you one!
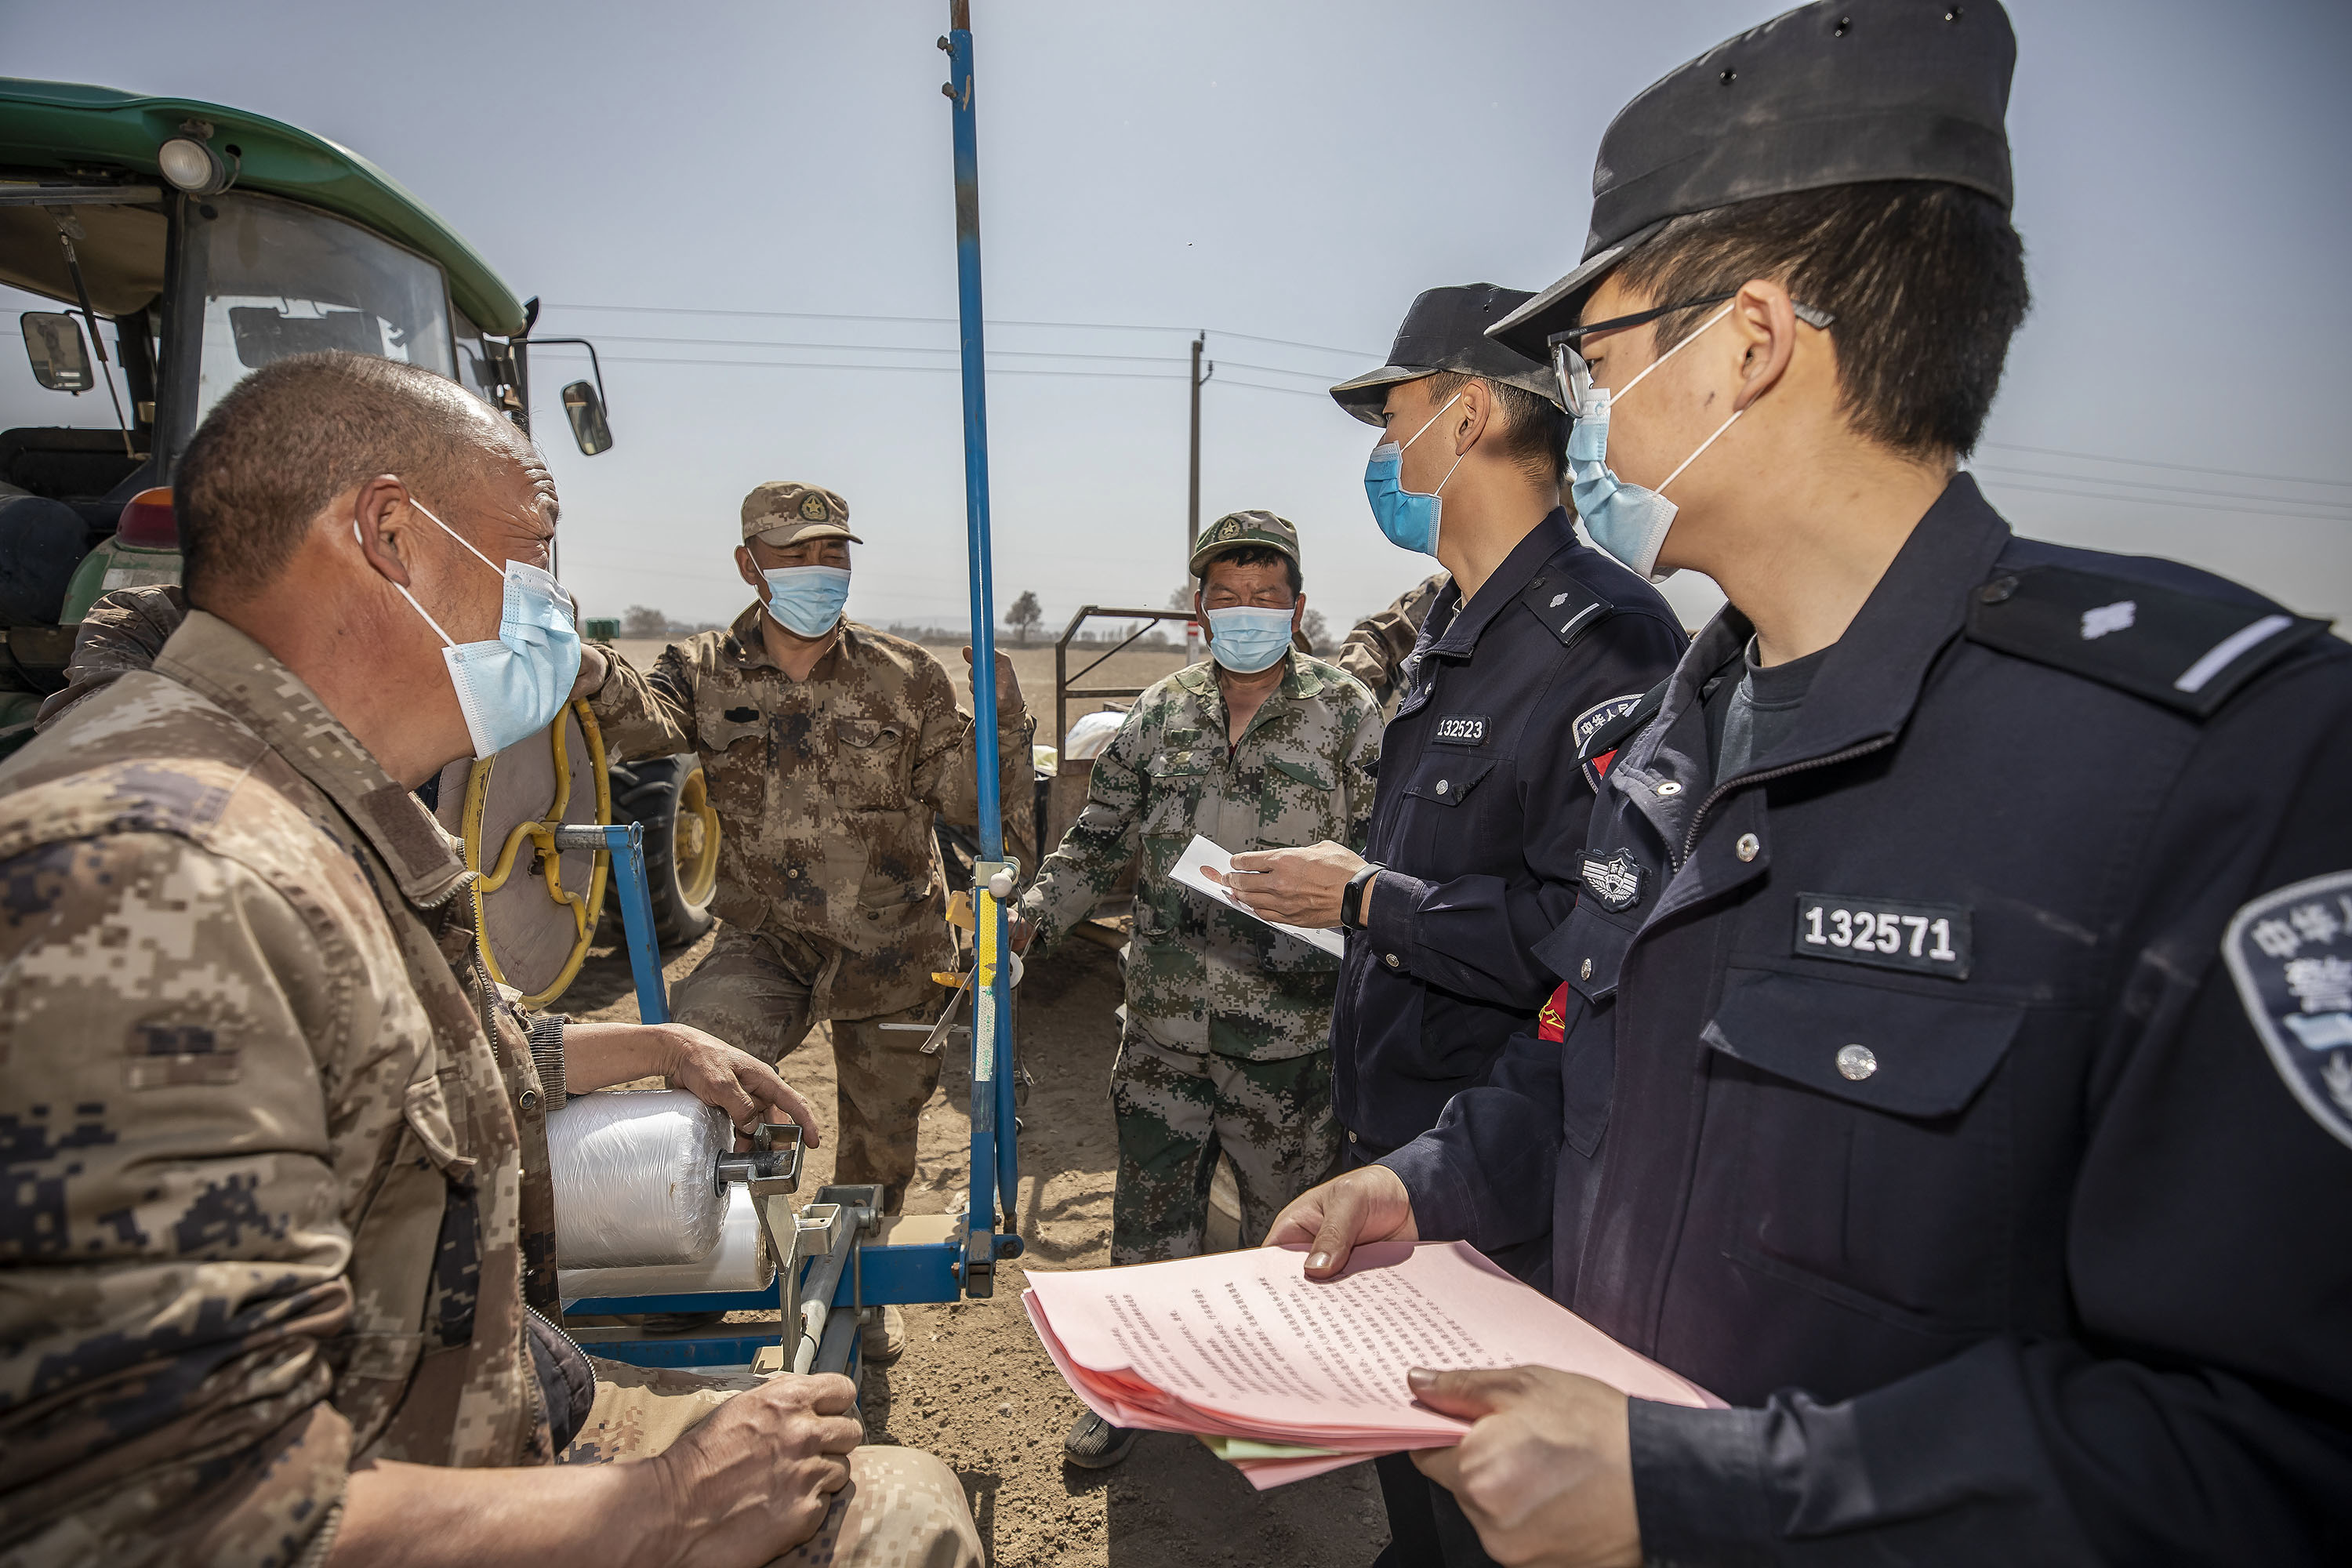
[0,355,979,1568]
[1337,569,1448,707]
[583,481,1033,1228]
[1018,514,1380,1265]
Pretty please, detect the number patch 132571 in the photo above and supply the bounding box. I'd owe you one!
[1794,892,1973,980]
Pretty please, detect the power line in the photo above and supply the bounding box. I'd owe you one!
[1971,462,2350,516]
[1972,475,2351,524]
[544,301,1377,361]
[1214,376,1338,401]
[597,351,1185,383]
[548,304,2349,508]
[580,332,1187,366]
[1980,440,2352,492]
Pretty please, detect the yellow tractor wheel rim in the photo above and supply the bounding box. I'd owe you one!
[675,760,722,909]
[461,699,613,1009]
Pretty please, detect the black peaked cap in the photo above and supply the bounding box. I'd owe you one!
[1490,0,2016,357]
[1331,283,1559,426]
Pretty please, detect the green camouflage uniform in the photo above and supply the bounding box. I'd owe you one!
[0,610,975,1568]
[1336,570,1449,706]
[1018,651,1381,1263]
[586,604,1032,1212]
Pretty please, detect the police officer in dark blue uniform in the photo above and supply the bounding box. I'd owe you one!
[1272,4,2352,1564]
[1230,284,1686,1564]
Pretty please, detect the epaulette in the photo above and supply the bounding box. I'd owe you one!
[1574,679,1669,792]
[1965,564,2332,720]
[1520,570,1612,649]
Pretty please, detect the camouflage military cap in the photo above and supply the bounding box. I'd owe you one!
[742,481,862,547]
[1189,510,1300,579]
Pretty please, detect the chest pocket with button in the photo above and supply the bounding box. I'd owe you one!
[1141,745,1213,843]
[699,697,768,761]
[1260,754,1334,849]
[1398,753,1497,866]
[1699,966,2025,1336]
[830,716,909,811]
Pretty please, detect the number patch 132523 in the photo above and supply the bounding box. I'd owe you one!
[1794,892,1973,980]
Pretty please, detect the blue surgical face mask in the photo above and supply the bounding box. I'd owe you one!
[1563,302,1743,581]
[762,564,852,638]
[371,498,582,760]
[1363,392,1466,557]
[1203,604,1294,674]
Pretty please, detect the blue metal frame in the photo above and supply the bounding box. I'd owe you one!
[944,7,1022,1297]
[576,1334,784,1371]
[555,821,670,1025]
[561,19,1022,1374]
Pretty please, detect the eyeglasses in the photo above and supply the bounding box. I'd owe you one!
[1547,293,1835,413]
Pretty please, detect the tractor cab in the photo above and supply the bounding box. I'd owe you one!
[0,78,615,750]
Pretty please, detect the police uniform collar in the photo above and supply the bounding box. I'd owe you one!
[153,608,470,909]
[1632,474,2013,779]
[1425,508,1578,658]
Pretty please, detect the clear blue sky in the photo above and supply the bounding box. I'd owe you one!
[5,0,2347,637]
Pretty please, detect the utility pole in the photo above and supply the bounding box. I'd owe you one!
[1185,332,1211,660]
[1187,332,1205,564]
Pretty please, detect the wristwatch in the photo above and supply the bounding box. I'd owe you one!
[1341,862,1385,932]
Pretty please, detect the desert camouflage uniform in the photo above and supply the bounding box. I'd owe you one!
[588,603,1033,1211]
[1337,570,1449,706]
[32,582,187,730]
[0,610,975,1568]
[1018,652,1380,1262]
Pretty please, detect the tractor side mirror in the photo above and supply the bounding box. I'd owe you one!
[561,379,613,456]
[21,313,94,393]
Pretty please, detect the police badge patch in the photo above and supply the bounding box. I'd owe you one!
[2223,870,2352,1152]
[1579,849,1642,912]
[1573,693,1646,757]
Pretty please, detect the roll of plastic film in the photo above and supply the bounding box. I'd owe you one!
[547,1089,729,1268]
[558,1182,775,1301]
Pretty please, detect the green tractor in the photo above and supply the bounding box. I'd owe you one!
[0,79,720,997]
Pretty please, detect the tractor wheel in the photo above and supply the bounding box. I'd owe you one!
[610,753,720,949]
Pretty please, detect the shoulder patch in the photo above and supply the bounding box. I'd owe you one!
[1520,572,1610,648]
[1965,564,2330,719]
[1573,691,1650,758]
[2224,871,2352,1152]
[1574,681,1669,793]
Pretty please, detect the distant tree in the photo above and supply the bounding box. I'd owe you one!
[622,604,668,637]
[1301,608,1334,655]
[1167,583,1196,612]
[1006,590,1043,647]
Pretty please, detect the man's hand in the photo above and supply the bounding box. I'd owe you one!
[570,642,611,701]
[963,646,1025,714]
[1265,1163,1417,1278]
[651,1372,864,1567]
[1218,840,1365,928]
[331,1373,862,1567]
[1407,1367,1640,1568]
[1007,906,1037,953]
[562,1021,822,1148]
[659,1024,823,1148]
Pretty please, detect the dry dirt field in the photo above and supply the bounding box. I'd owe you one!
[569,927,1388,1568]
[606,637,1193,751]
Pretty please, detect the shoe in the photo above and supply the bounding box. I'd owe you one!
[1063,1408,1141,1469]
[860,1303,906,1366]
